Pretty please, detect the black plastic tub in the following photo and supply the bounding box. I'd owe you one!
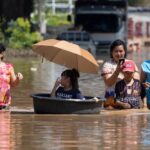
[31,93,103,114]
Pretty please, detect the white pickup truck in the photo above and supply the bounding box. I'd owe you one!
[57,31,96,57]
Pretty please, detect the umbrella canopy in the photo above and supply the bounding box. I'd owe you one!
[32,39,99,74]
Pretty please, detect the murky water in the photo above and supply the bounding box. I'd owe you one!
[1,47,150,150]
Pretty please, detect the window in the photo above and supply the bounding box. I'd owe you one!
[75,14,120,33]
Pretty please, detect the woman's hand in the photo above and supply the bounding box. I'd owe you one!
[115,62,124,75]
[11,72,23,87]
[102,59,125,87]
[16,72,23,80]
[51,77,61,97]
[142,82,150,89]
[54,77,61,87]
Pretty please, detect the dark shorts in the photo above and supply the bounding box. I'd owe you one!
[0,105,10,110]
[105,91,115,98]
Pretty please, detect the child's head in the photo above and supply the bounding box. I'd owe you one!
[61,68,80,89]
[122,60,135,82]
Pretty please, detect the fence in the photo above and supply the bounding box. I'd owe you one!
[46,0,75,14]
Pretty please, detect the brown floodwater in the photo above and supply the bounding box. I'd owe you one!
[1,47,150,150]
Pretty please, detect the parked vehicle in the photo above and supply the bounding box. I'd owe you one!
[68,0,128,52]
[57,31,96,57]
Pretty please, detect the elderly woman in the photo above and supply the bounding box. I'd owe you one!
[101,39,139,109]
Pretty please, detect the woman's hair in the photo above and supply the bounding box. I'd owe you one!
[61,68,80,90]
[110,39,127,58]
[0,43,6,60]
[0,43,6,53]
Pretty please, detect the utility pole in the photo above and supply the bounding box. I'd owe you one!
[36,0,46,34]
[52,0,56,15]
[68,0,73,14]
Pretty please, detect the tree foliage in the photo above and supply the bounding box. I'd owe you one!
[6,18,43,49]
[128,0,150,6]
[0,0,34,22]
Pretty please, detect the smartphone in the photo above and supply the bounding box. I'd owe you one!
[119,58,125,65]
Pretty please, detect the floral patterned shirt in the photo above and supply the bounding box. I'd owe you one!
[0,63,13,106]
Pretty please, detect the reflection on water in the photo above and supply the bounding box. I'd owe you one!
[8,113,150,150]
[0,112,11,150]
[0,47,150,149]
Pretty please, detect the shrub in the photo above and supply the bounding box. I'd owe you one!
[0,18,6,43]
[6,17,43,49]
[46,13,71,26]
[31,9,71,27]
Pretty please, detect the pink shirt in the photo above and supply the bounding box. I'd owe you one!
[0,63,13,106]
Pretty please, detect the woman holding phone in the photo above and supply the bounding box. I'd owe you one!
[101,39,139,109]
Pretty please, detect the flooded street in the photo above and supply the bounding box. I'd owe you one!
[1,47,150,150]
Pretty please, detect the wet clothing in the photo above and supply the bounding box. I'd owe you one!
[55,86,84,99]
[0,63,13,107]
[141,60,150,105]
[115,79,141,108]
[101,59,138,99]
[101,59,124,98]
[0,105,9,110]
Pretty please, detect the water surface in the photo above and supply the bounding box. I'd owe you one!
[1,47,150,150]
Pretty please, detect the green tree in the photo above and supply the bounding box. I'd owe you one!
[128,0,150,6]
[0,0,33,22]
[6,18,43,49]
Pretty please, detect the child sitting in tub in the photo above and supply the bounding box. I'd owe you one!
[114,60,143,109]
[51,68,84,99]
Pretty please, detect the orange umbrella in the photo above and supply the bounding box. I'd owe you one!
[32,39,99,74]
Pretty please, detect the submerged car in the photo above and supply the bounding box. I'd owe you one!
[57,31,96,57]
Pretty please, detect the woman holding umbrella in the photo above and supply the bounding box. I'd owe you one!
[51,68,84,99]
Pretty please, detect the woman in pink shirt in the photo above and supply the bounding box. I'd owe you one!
[0,43,23,109]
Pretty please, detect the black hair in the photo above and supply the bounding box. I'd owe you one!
[0,43,6,53]
[110,39,127,58]
[61,68,80,90]
[0,43,6,60]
